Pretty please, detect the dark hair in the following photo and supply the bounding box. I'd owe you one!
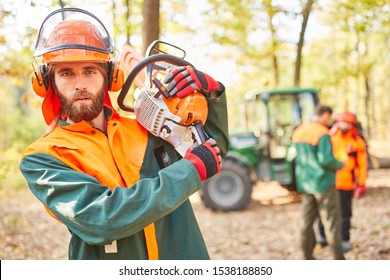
[315,104,333,116]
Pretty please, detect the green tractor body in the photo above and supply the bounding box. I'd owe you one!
[200,87,319,211]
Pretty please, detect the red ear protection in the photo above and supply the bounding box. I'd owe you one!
[31,61,124,96]
[107,61,124,92]
[31,65,49,97]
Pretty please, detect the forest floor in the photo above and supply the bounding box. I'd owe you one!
[1,168,390,260]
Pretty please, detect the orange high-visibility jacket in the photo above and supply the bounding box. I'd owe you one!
[330,127,368,190]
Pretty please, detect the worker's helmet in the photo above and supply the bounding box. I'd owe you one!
[32,7,123,96]
[34,8,112,63]
[336,112,358,124]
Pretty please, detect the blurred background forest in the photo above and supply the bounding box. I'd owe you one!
[0,0,389,191]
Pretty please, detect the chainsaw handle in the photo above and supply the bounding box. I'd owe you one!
[193,121,210,144]
[118,54,194,112]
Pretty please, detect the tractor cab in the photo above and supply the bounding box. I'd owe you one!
[200,87,319,211]
[243,87,319,185]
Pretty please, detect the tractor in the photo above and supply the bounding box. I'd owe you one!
[200,87,320,211]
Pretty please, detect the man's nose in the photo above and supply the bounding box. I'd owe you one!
[74,75,87,91]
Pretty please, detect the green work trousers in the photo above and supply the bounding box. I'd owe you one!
[301,185,345,260]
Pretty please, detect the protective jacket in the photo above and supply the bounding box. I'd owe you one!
[330,125,368,190]
[20,93,229,260]
[291,121,343,194]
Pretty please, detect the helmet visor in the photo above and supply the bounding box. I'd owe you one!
[34,8,113,58]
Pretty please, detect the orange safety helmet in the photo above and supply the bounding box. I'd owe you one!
[335,112,358,124]
[34,8,112,63]
[31,8,124,125]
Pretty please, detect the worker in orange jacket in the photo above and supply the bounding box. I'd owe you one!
[317,112,368,252]
[20,8,228,260]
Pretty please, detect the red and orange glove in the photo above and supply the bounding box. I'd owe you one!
[163,66,222,98]
[354,185,366,198]
[184,138,222,181]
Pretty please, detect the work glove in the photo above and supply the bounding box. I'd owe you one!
[163,66,222,98]
[184,138,222,181]
[354,185,366,199]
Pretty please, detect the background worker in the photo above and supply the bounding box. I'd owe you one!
[20,8,229,260]
[291,104,345,260]
[317,112,368,252]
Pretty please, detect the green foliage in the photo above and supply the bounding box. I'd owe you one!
[112,0,143,46]
[303,0,390,139]
[194,0,389,138]
[0,77,46,190]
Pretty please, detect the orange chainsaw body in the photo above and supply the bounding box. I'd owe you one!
[151,70,208,126]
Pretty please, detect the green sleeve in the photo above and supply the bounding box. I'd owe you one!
[317,134,343,171]
[20,152,200,246]
[204,90,229,158]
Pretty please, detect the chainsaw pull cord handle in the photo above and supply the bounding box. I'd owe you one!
[118,54,193,112]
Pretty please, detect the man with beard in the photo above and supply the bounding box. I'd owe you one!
[55,63,107,124]
[20,8,229,260]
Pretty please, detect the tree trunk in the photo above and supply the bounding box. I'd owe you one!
[124,0,131,45]
[294,0,315,86]
[269,15,279,87]
[364,71,373,140]
[142,0,160,55]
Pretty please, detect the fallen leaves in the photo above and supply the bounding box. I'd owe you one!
[1,169,389,260]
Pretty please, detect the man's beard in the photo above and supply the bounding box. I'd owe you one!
[58,88,106,123]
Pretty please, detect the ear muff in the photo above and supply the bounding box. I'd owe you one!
[107,61,124,92]
[31,65,50,97]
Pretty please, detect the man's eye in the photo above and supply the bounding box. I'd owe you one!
[60,71,73,77]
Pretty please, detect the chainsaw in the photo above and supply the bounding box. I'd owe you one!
[117,40,209,156]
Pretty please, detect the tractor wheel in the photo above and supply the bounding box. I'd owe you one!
[200,159,253,211]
